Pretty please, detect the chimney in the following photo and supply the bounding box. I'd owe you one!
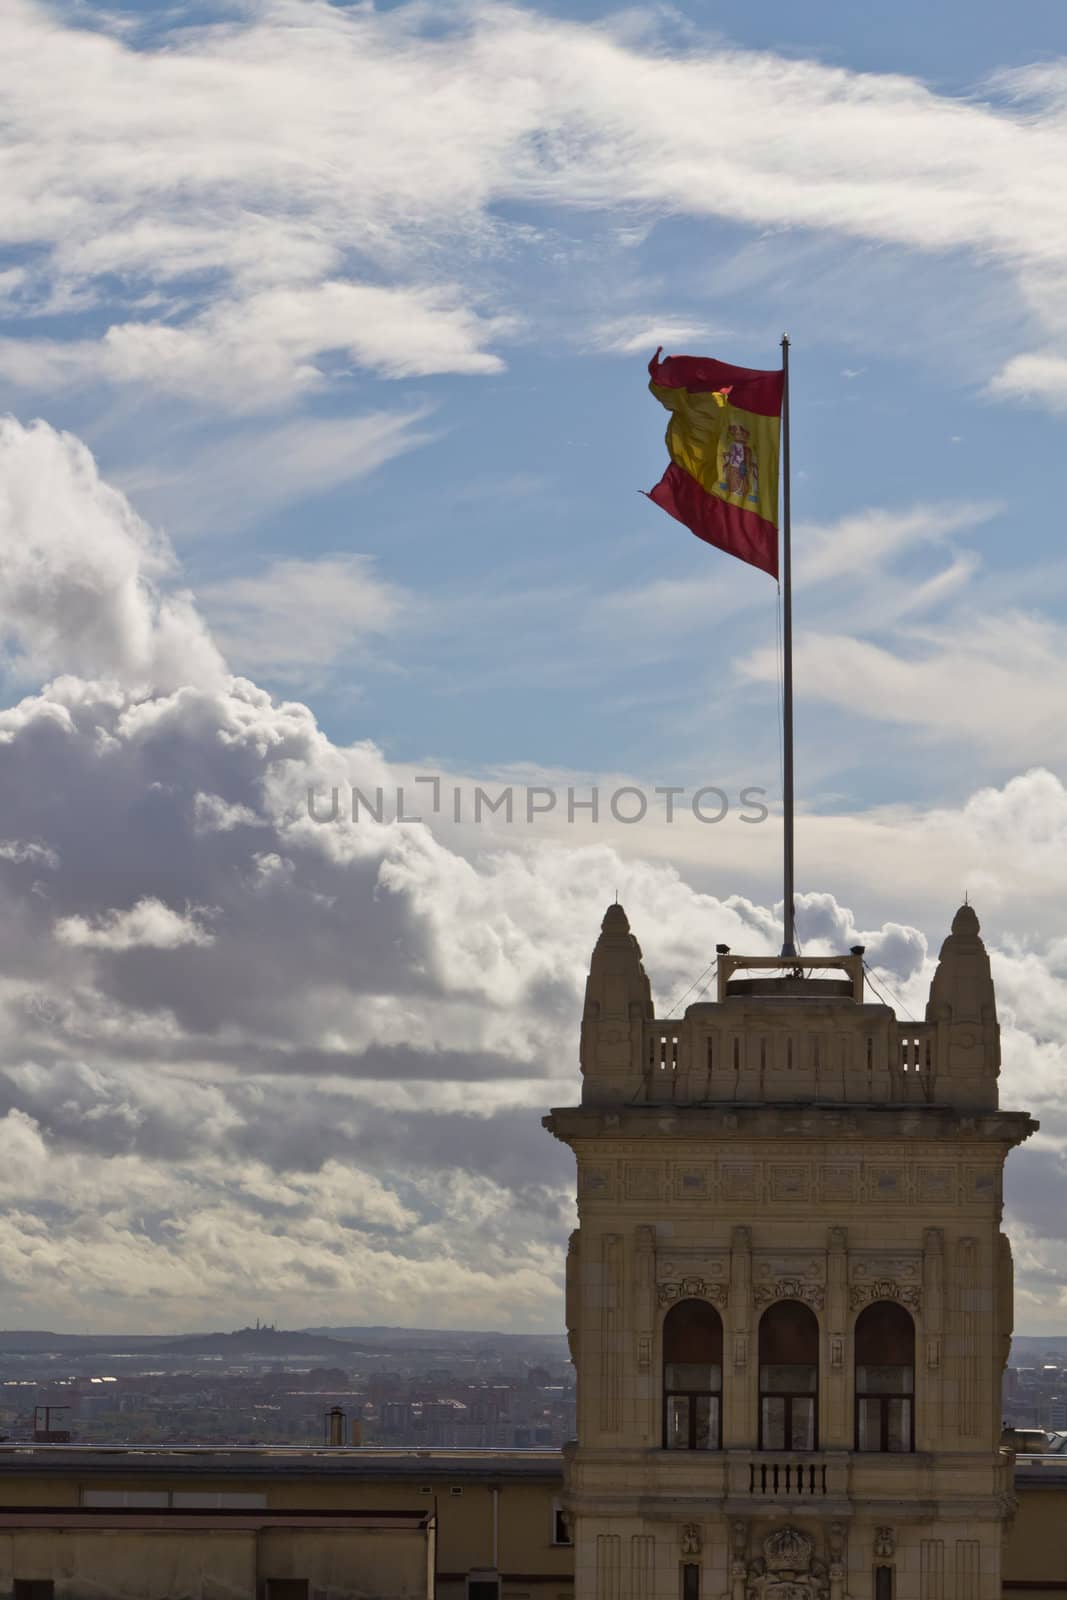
[326,1406,347,1447]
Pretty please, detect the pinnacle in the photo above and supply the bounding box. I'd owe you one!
[951,902,981,938]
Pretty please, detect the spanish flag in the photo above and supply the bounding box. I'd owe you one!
[646,348,784,579]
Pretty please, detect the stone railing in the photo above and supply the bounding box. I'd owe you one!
[747,1456,828,1497]
[641,1016,941,1104]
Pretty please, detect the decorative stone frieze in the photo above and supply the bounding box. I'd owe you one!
[740,1528,830,1600]
[849,1278,921,1311]
[852,1256,920,1282]
[753,1277,825,1310]
[657,1277,728,1308]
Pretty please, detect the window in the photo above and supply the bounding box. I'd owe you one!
[855,1301,915,1454]
[81,1488,266,1509]
[80,1489,169,1507]
[874,1569,894,1600]
[662,1298,722,1451]
[172,1492,267,1508]
[468,1576,500,1600]
[14,1585,54,1600]
[758,1300,819,1451]
[264,1584,308,1600]
[681,1566,700,1600]
[552,1503,572,1545]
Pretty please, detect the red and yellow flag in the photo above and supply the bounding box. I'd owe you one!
[646,348,784,579]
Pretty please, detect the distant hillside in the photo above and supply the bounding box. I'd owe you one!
[0,1324,571,1358]
[153,1327,359,1357]
[0,1331,167,1353]
[303,1325,569,1349]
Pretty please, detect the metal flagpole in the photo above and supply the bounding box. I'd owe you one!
[780,333,796,958]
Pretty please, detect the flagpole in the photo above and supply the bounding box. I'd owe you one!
[780,333,796,958]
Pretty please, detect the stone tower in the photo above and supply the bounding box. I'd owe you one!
[544,903,1036,1600]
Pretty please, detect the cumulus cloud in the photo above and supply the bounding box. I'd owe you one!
[0,417,223,691]
[0,421,1064,1330]
[55,898,216,952]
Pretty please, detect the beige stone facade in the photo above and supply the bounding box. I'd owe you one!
[544,903,1037,1600]
[0,1441,1063,1593]
[0,1448,572,1600]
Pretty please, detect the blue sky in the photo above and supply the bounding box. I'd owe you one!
[3,0,1067,1331]
[3,0,1066,805]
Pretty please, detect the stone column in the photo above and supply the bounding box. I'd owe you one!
[824,1225,849,1446]
[633,1224,655,1444]
[923,1227,944,1448]
[600,1234,622,1435]
[726,1226,753,1447]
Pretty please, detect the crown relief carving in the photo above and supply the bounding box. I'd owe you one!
[849,1278,921,1311]
[731,1526,835,1600]
[658,1277,728,1307]
[752,1277,825,1311]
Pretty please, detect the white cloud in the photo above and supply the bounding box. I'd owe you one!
[193,793,264,835]
[988,351,1067,408]
[0,417,224,691]
[4,1,1067,412]
[118,409,436,537]
[744,613,1067,763]
[0,422,1065,1330]
[0,840,59,870]
[0,285,510,412]
[796,502,998,587]
[199,554,408,680]
[590,317,723,356]
[55,898,216,951]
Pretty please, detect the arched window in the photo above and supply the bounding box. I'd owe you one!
[662,1298,722,1450]
[855,1301,915,1453]
[758,1300,819,1450]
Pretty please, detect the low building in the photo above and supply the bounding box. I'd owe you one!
[0,1443,1063,1598]
[0,1445,572,1600]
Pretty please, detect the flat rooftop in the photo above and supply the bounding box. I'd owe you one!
[0,1445,567,1480]
[0,1444,1062,1485]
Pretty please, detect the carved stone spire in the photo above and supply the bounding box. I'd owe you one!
[928,904,993,1020]
[579,903,653,1102]
[926,902,1000,1108]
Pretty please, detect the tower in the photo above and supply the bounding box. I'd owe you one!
[544,903,1036,1600]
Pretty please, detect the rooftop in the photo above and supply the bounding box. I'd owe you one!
[0,1445,567,1480]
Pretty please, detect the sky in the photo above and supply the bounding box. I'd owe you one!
[2,0,1067,1334]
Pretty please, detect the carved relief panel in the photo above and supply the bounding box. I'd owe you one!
[658,1250,729,1308]
[850,1252,922,1312]
[753,1253,826,1311]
